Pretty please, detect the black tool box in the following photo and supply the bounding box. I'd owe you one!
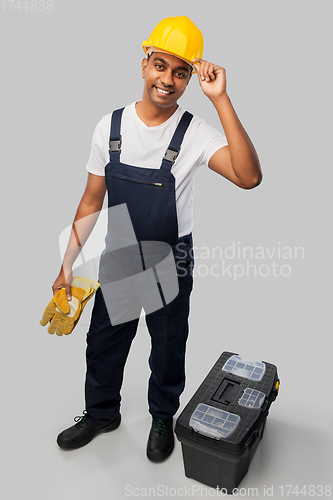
[175,351,279,494]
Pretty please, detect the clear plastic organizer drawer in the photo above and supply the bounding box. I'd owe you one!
[238,388,266,409]
[222,355,266,381]
[189,403,241,440]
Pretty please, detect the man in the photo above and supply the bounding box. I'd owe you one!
[53,16,262,461]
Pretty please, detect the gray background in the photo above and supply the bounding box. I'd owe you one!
[1,0,332,499]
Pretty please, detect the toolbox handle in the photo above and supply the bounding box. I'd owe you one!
[212,378,241,405]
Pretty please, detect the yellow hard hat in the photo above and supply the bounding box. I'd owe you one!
[142,16,204,73]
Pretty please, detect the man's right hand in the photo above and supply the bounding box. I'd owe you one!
[52,268,73,301]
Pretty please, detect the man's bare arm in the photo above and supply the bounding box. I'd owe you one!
[193,58,262,189]
[52,173,106,299]
[207,95,262,189]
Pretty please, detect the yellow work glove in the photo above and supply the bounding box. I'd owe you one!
[40,276,100,336]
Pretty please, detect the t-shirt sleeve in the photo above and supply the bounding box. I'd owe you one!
[85,114,111,176]
[192,116,228,167]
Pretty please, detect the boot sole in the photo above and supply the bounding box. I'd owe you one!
[57,413,121,450]
[146,441,174,462]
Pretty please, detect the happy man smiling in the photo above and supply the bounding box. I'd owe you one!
[53,16,261,462]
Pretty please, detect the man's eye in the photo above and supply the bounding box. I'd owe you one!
[177,73,186,78]
[156,64,164,69]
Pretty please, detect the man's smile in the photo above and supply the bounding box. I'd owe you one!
[154,85,174,96]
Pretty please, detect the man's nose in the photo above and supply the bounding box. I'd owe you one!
[160,69,174,87]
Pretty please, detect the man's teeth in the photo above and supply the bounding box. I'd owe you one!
[156,87,170,95]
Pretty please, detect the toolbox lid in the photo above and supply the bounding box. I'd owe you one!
[222,355,266,381]
[238,388,266,409]
[189,403,241,440]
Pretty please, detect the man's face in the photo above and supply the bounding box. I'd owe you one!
[141,52,192,108]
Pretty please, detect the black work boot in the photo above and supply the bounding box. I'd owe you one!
[57,411,121,450]
[146,418,174,462]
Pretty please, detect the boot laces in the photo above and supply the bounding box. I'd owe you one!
[155,419,170,436]
[74,410,89,427]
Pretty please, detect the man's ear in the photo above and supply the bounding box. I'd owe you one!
[141,58,148,79]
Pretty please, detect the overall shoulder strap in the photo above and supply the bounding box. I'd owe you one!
[160,111,193,171]
[109,107,124,162]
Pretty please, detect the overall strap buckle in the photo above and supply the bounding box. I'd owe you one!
[109,136,122,153]
[160,111,193,171]
[109,107,125,161]
[163,148,180,165]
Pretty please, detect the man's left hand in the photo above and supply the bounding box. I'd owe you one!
[193,59,227,100]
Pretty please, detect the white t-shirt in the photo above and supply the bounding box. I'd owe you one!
[86,102,228,237]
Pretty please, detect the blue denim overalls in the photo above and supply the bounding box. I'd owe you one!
[85,107,195,422]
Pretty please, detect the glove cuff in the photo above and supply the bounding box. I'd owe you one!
[71,276,100,300]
